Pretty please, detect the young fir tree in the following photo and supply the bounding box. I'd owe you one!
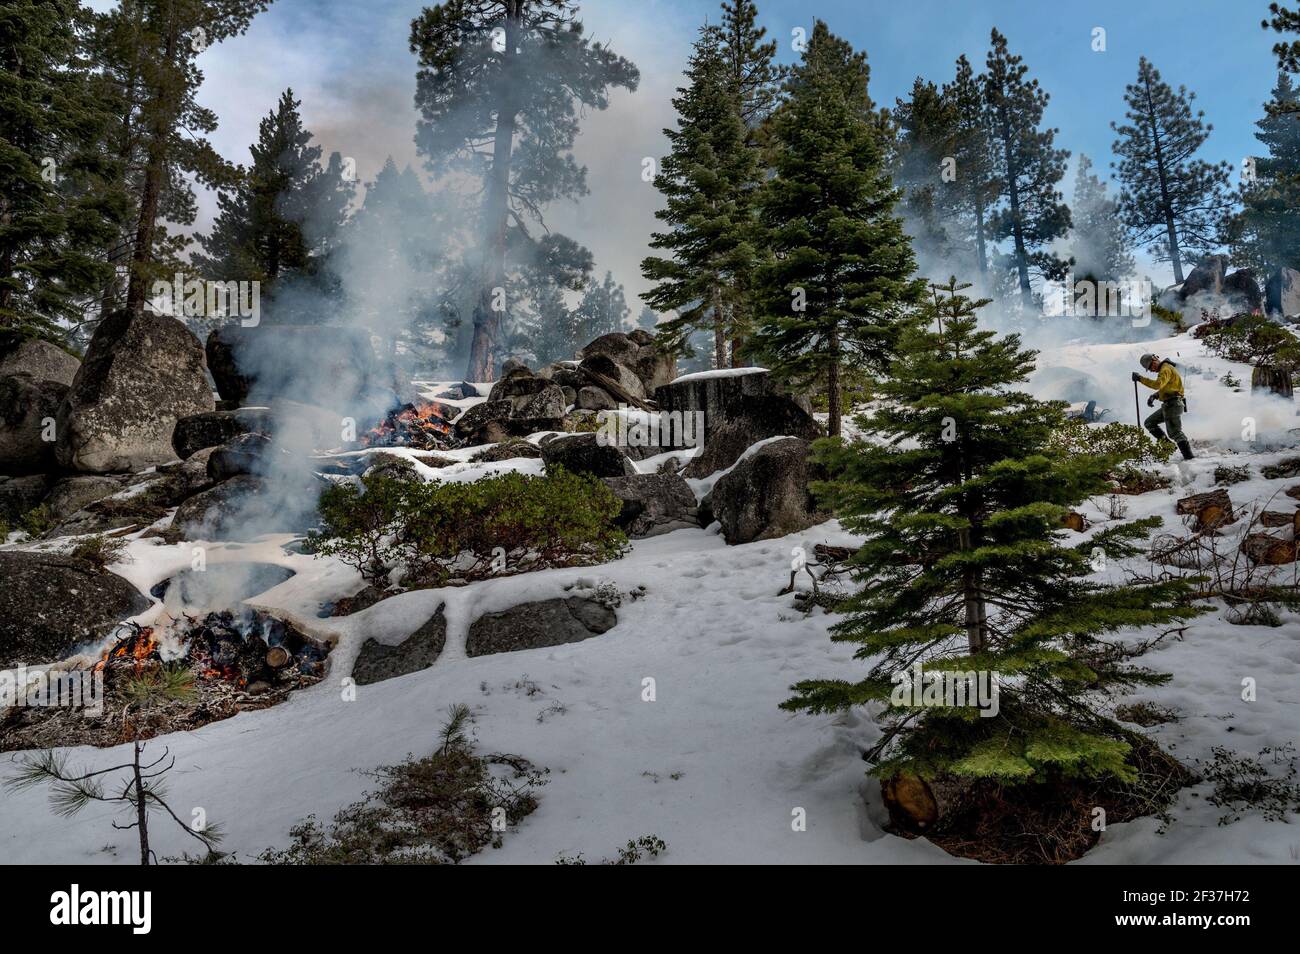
[1226,74,1300,275]
[642,30,757,370]
[983,29,1071,303]
[1070,154,1136,295]
[782,278,1203,785]
[570,270,629,345]
[636,303,659,333]
[193,89,354,300]
[0,0,129,341]
[750,21,924,437]
[1110,57,1233,285]
[409,0,638,381]
[943,55,1001,278]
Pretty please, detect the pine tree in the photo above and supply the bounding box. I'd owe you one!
[944,55,1000,278]
[1264,2,1300,74]
[635,303,659,333]
[707,0,781,363]
[983,29,1071,302]
[1226,73,1300,274]
[0,0,129,341]
[712,0,781,126]
[782,278,1203,786]
[1070,154,1135,288]
[893,77,963,269]
[193,89,354,304]
[641,30,757,369]
[749,22,924,437]
[570,270,628,344]
[409,0,638,381]
[94,0,270,315]
[1111,57,1233,285]
[334,158,447,355]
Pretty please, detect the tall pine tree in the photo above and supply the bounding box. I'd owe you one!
[983,29,1071,303]
[0,0,129,341]
[782,278,1202,786]
[94,0,271,316]
[1110,57,1233,285]
[642,30,757,369]
[750,22,923,437]
[944,55,1000,278]
[893,77,963,269]
[409,0,638,381]
[1226,73,1300,274]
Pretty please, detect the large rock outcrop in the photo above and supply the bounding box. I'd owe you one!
[352,605,447,685]
[169,474,310,540]
[540,432,634,478]
[56,310,214,473]
[466,597,616,657]
[655,368,809,447]
[601,473,699,537]
[1267,267,1300,319]
[206,324,395,408]
[0,552,151,667]
[172,408,274,460]
[0,338,80,386]
[0,374,66,475]
[708,437,827,544]
[683,395,821,478]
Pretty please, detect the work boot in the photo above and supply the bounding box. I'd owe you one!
[1177,440,1194,461]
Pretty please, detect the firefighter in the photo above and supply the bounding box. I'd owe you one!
[1132,353,1193,460]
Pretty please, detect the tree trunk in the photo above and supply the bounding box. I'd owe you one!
[712,286,726,369]
[1141,69,1183,285]
[826,327,841,437]
[997,105,1032,302]
[464,1,522,383]
[133,740,150,865]
[1251,364,1294,399]
[973,201,987,275]
[125,22,179,316]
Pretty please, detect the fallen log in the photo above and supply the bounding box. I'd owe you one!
[578,366,656,412]
[1240,532,1297,566]
[265,645,293,670]
[1175,489,1236,533]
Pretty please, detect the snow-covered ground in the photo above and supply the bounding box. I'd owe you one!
[2,331,1298,864]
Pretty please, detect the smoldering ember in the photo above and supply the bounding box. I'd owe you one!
[0,0,1297,896]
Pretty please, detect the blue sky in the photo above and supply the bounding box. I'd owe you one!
[189,0,1289,300]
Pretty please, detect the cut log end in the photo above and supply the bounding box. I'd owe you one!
[1241,532,1297,566]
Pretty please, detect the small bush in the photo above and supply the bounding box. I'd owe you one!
[308,465,626,586]
[555,834,667,865]
[1198,744,1300,825]
[1214,464,1251,485]
[62,534,132,571]
[19,504,53,537]
[260,705,546,864]
[1048,418,1173,468]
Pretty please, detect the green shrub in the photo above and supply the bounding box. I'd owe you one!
[308,465,626,586]
[61,533,132,571]
[19,504,53,538]
[1047,417,1173,467]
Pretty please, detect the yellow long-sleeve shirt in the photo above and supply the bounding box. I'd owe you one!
[1137,362,1184,401]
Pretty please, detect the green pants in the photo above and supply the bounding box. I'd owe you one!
[1144,396,1186,444]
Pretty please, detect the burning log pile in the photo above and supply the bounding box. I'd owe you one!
[1,610,331,752]
[361,400,456,451]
